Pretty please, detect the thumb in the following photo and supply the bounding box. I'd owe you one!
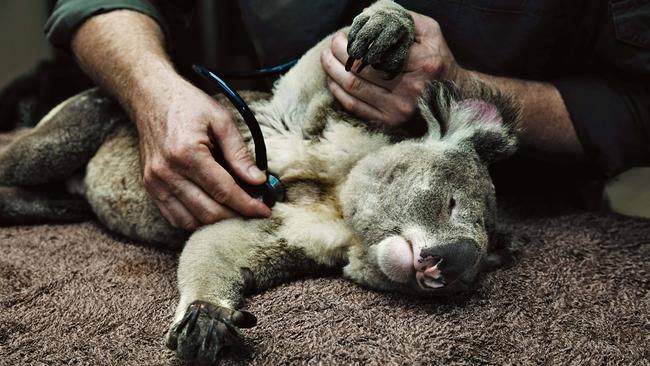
[211,111,266,185]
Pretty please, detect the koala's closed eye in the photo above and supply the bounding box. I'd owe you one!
[448,197,456,215]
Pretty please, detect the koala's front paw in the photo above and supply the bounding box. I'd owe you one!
[166,300,257,363]
[346,1,415,79]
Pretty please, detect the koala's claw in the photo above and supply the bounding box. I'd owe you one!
[346,4,415,78]
[167,300,257,363]
[345,56,356,72]
[345,58,369,74]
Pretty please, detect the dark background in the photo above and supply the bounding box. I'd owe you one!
[0,1,53,91]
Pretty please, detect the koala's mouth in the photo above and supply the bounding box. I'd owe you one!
[415,256,446,290]
[414,255,475,291]
[411,237,482,292]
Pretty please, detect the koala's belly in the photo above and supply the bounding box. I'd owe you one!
[85,123,186,247]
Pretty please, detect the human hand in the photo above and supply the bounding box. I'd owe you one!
[321,11,465,126]
[132,73,271,230]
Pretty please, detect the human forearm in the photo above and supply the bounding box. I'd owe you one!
[455,70,587,163]
[69,10,270,229]
[325,9,589,164]
[70,10,178,119]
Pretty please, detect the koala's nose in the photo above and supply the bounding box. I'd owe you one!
[415,239,479,289]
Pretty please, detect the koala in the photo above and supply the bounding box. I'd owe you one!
[0,1,520,363]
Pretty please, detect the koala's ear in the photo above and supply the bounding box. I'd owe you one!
[417,80,521,164]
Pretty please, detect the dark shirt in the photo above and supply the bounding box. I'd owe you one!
[44,0,650,177]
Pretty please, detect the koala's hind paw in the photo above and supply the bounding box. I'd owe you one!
[166,300,257,363]
[346,2,415,79]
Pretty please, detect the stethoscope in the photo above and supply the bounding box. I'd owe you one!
[192,60,297,208]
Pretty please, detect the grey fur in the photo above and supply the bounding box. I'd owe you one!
[0,88,124,186]
[0,186,91,225]
[0,1,520,362]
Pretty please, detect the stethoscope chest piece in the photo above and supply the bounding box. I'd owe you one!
[240,172,285,208]
[263,173,285,207]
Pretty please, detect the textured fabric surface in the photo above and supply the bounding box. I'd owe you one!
[0,131,648,364]
[1,198,648,365]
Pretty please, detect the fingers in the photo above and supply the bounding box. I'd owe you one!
[144,146,270,230]
[154,190,201,231]
[144,161,198,230]
[326,76,385,122]
[184,147,272,218]
[209,105,267,186]
[138,81,273,231]
[322,47,390,111]
[322,40,415,125]
[144,163,238,230]
[166,175,238,224]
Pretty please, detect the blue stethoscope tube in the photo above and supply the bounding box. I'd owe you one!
[192,61,296,207]
[192,64,269,171]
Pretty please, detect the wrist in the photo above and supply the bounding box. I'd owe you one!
[440,61,468,86]
[71,9,175,120]
[448,66,488,93]
[127,57,183,124]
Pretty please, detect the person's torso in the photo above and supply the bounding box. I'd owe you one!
[238,0,605,79]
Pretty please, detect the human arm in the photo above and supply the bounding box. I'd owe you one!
[321,11,585,162]
[322,7,650,174]
[46,1,271,229]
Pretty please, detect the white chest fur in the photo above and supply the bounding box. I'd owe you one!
[252,102,390,267]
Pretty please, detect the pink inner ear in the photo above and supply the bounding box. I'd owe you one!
[458,98,503,126]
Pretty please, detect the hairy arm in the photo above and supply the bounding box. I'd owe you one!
[322,11,586,163]
[70,10,270,230]
[455,70,586,162]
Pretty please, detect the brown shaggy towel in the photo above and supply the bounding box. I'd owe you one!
[0,138,648,365]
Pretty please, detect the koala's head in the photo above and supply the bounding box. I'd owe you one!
[340,81,520,296]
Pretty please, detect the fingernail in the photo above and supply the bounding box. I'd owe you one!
[256,203,272,218]
[248,166,266,181]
